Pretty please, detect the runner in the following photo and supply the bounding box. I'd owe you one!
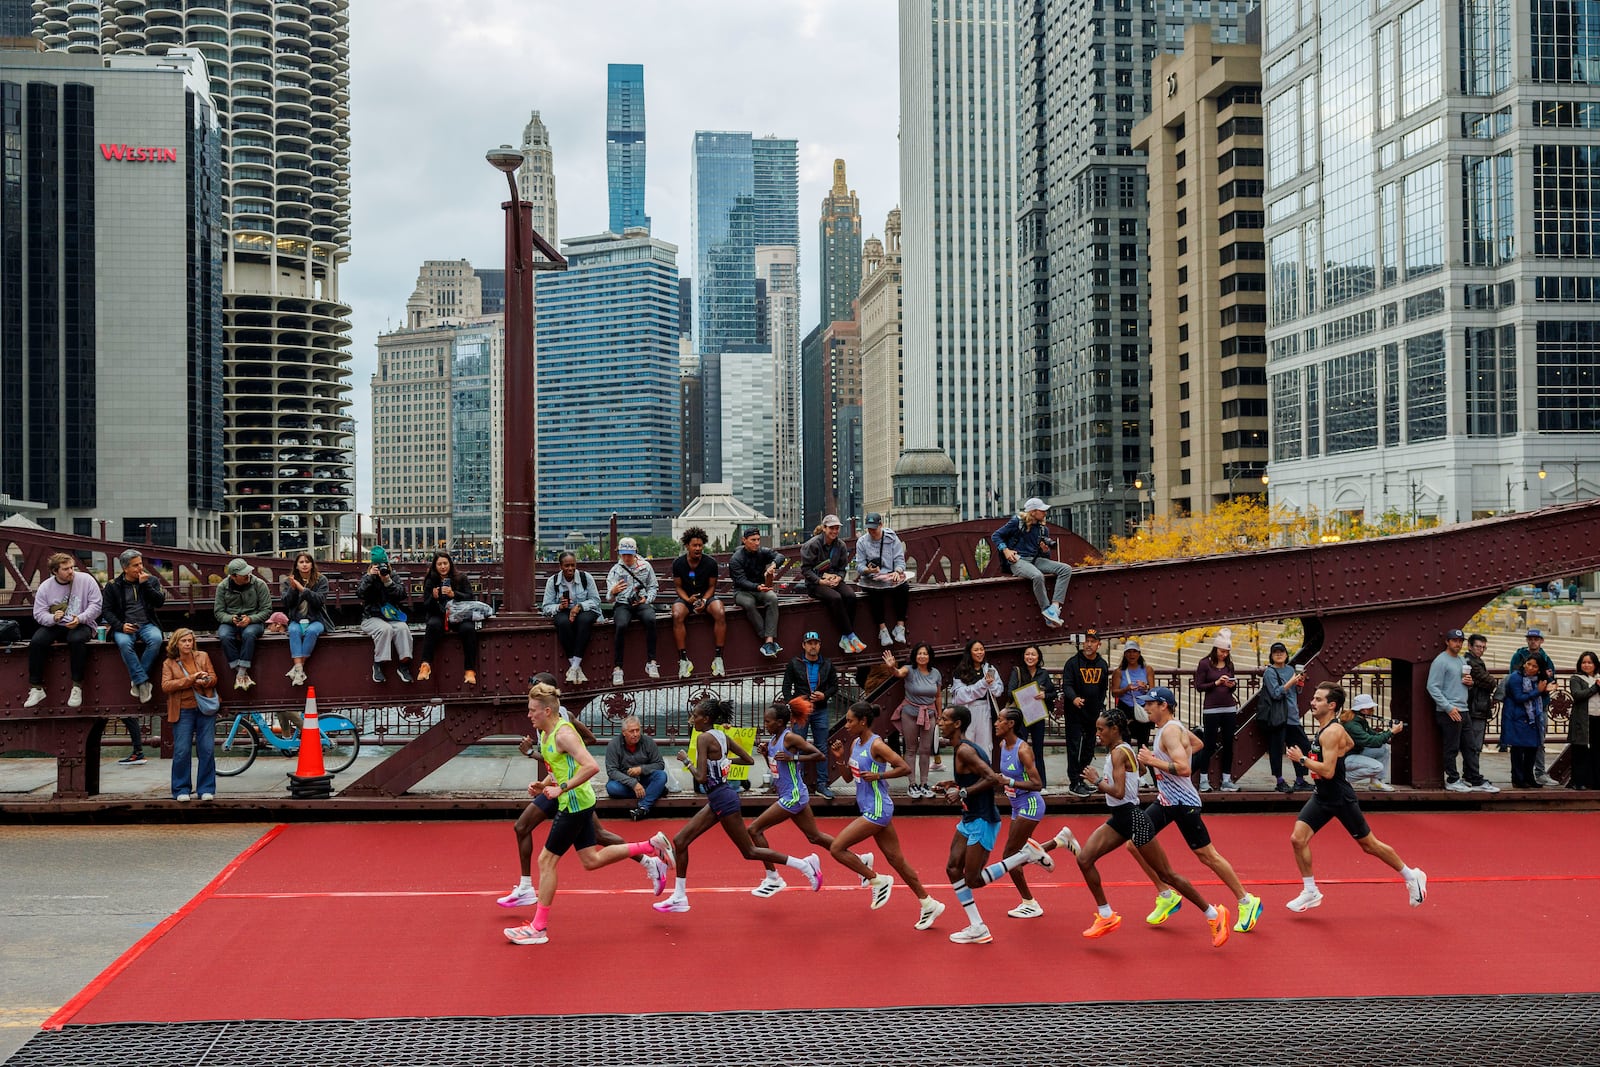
[503,682,672,945]
[827,700,946,930]
[747,698,839,897]
[1284,682,1428,912]
[993,707,1057,918]
[497,673,667,910]
[1134,686,1260,938]
[652,698,822,913]
[933,706,1052,944]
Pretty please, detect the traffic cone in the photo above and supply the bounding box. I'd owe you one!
[287,686,334,798]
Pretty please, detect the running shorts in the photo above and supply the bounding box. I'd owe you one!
[1142,802,1212,851]
[543,808,597,856]
[958,815,1001,851]
[1297,795,1371,839]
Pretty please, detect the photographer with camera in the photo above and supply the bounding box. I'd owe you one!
[358,547,414,684]
[990,497,1070,629]
[606,537,660,687]
[854,512,911,648]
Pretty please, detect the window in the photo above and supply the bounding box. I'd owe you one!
[1462,0,1513,93]
[1404,288,1446,320]
[1221,398,1268,419]
[1405,331,1447,442]
[1322,350,1379,453]
[1271,369,1302,460]
[1535,276,1600,301]
[1463,152,1516,266]
[1532,0,1600,83]
[1466,325,1517,437]
[1533,145,1600,257]
[1537,321,1600,430]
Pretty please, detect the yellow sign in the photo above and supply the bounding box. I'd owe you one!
[683,726,758,781]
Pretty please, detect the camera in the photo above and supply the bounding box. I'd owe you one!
[378,565,391,577]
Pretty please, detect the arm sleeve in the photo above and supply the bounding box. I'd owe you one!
[603,564,624,603]
[78,577,102,625]
[213,583,229,624]
[1059,660,1080,703]
[1193,661,1214,693]
[780,661,800,701]
[888,535,906,572]
[1425,657,1453,713]
[247,581,272,624]
[728,551,759,592]
[641,565,659,601]
[799,538,823,584]
[579,573,601,613]
[146,576,167,609]
[32,580,55,626]
[1262,667,1288,701]
[821,661,840,703]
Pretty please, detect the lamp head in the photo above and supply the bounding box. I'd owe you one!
[1261,472,1270,486]
[1539,465,1548,480]
[1133,476,1143,490]
[486,145,523,174]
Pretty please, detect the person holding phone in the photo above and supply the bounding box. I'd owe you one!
[1260,641,1311,793]
[417,551,480,686]
[606,537,660,687]
[1192,628,1240,792]
[160,628,218,802]
[949,639,1004,757]
[279,551,333,688]
[541,552,601,685]
[357,556,413,683]
[855,513,912,647]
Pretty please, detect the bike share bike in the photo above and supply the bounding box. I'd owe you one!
[213,703,361,777]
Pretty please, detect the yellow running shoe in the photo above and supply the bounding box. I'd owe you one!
[1145,891,1182,925]
[1082,911,1122,938]
[1233,893,1262,932]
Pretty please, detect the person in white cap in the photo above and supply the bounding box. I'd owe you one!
[800,516,865,654]
[855,512,911,646]
[990,498,1070,628]
[606,538,660,686]
[1341,693,1403,791]
[1192,629,1241,792]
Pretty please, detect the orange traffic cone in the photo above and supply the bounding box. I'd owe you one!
[287,686,333,797]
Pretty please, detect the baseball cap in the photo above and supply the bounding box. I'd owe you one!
[1446,628,1465,640]
[822,514,842,528]
[617,537,638,556]
[1526,627,1544,638]
[1124,639,1140,651]
[1084,627,1099,639]
[1270,640,1288,653]
[1147,686,1176,705]
[1351,694,1377,712]
[226,558,252,576]
[803,630,821,641]
[865,512,883,528]
[1023,497,1047,513]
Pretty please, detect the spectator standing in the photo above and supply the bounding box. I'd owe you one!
[855,513,911,647]
[948,639,1003,756]
[1193,630,1241,792]
[884,643,941,797]
[728,528,784,658]
[279,552,333,687]
[1259,641,1311,793]
[24,553,102,709]
[1426,629,1474,792]
[159,628,218,802]
[800,516,865,654]
[782,631,840,799]
[541,552,601,684]
[1567,651,1598,790]
[1006,644,1059,788]
[1570,577,1584,603]
[605,715,668,819]
[213,558,270,691]
[100,549,163,765]
[1508,628,1559,786]
[1108,641,1155,751]
[606,537,660,686]
[417,551,480,686]
[990,497,1070,629]
[669,527,726,679]
[1503,657,1547,788]
[1461,634,1498,791]
[1343,693,1403,791]
[1061,630,1111,795]
[357,556,413,683]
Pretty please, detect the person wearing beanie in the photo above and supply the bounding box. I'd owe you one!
[1192,628,1240,792]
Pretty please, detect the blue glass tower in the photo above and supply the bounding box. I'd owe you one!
[450,328,494,550]
[534,231,681,545]
[751,135,799,247]
[606,63,649,234]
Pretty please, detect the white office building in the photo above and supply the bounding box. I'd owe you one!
[720,350,775,519]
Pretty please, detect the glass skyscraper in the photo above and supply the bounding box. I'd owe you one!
[606,63,648,234]
[534,230,681,545]
[450,329,494,552]
[752,135,799,247]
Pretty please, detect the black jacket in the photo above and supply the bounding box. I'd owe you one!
[729,545,783,593]
[280,574,335,631]
[782,655,840,711]
[1060,652,1111,722]
[799,535,850,588]
[420,569,475,623]
[357,572,409,620]
[100,574,166,631]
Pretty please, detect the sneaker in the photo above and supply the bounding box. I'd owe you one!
[1274,779,1292,793]
[1070,781,1095,797]
[1023,837,1053,872]
[1220,778,1240,792]
[711,656,725,677]
[858,852,875,886]
[839,635,855,654]
[652,897,690,913]
[641,854,668,896]
[1008,899,1045,919]
[572,665,586,685]
[200,792,215,801]
[1470,780,1500,793]
[759,642,777,659]
[416,662,432,682]
[878,625,893,647]
[1406,869,1427,907]
[612,667,624,686]
[138,681,154,703]
[815,786,834,801]
[174,793,191,802]
[496,884,539,908]
[1041,605,1063,628]
[868,874,894,910]
[1208,905,1231,947]
[234,669,248,689]
[950,922,993,944]
[769,641,782,655]
[1146,892,1182,925]
[1445,778,1471,793]
[628,806,649,820]
[67,685,83,708]
[395,664,412,684]
[1285,886,1324,912]
[131,683,142,699]
[503,924,548,945]
[116,754,147,767]
[1082,912,1122,938]
[914,896,945,930]
[1052,825,1082,856]
[851,635,868,653]
[1291,778,1311,792]
[891,623,907,644]
[464,670,477,686]
[678,658,693,679]
[1234,893,1262,932]
[645,660,660,679]
[802,853,823,891]
[371,663,386,684]
[567,663,582,684]
[1199,780,1212,793]
[751,875,786,898]
[1536,774,1559,788]
[649,831,676,869]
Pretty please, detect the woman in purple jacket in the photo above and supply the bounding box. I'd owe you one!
[1192,628,1240,792]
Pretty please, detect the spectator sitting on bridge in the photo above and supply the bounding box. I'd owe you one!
[670,527,727,679]
[990,497,1070,629]
[1509,629,1558,787]
[1426,628,1475,792]
[280,552,333,688]
[1460,634,1498,792]
[1193,630,1241,793]
[417,551,480,687]
[214,558,271,691]
[800,516,865,655]
[1503,656,1548,789]
[607,537,660,687]
[542,552,601,685]
[606,715,668,820]
[24,552,102,710]
[729,527,784,659]
[782,631,840,800]
[1568,651,1599,790]
[102,549,167,765]
[358,555,413,684]
[1258,641,1310,794]
[1343,693,1403,791]
[855,512,911,648]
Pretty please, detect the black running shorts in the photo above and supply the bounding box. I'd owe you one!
[1297,795,1371,840]
[1142,802,1212,851]
[543,808,598,856]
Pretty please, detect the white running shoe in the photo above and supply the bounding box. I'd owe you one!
[497,884,539,908]
[649,831,676,869]
[1008,899,1045,919]
[1023,837,1054,872]
[878,625,893,647]
[858,851,875,887]
[174,793,191,802]
[645,660,660,679]
[566,664,580,684]
[914,897,946,930]
[1364,779,1396,792]
[24,687,46,709]
[802,853,823,891]
[641,854,668,896]
[612,667,624,687]
[1286,886,1324,912]
[891,623,908,644]
[199,793,215,802]
[1444,779,1471,793]
[1051,825,1081,856]
[572,664,587,685]
[1471,780,1500,793]
[868,874,894,910]
[504,924,548,945]
[67,685,83,708]
[678,658,693,679]
[949,922,993,944]
[1407,869,1427,907]
[711,655,725,677]
[652,897,690,913]
[751,874,786,898]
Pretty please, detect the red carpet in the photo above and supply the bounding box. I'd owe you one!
[48,812,1600,1025]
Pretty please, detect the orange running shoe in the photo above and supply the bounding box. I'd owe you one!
[1082,912,1122,938]
[1208,905,1231,948]
[416,662,433,682]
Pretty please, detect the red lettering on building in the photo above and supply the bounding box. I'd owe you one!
[98,144,179,163]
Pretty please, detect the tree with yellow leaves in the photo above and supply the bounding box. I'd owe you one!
[1099,498,1434,564]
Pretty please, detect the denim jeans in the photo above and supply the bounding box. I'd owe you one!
[287,620,324,659]
[605,769,669,811]
[170,705,217,798]
[111,623,164,685]
[1345,746,1390,785]
[798,703,832,790]
[216,622,264,669]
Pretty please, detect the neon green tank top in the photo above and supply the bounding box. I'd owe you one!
[540,720,595,813]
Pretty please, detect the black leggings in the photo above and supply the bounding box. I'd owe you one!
[420,617,479,671]
[1510,746,1538,787]
[612,602,658,664]
[28,623,93,684]
[1197,711,1238,784]
[861,583,910,627]
[552,609,598,659]
[1267,720,1311,780]
[808,582,859,637]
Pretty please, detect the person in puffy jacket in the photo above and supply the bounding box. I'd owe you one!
[1503,656,1547,788]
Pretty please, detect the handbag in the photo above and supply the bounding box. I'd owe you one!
[380,603,407,623]
[181,662,220,716]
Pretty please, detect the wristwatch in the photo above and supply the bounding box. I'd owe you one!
[958,787,968,801]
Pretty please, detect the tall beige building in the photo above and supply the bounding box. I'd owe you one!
[518,111,557,249]
[1132,25,1267,518]
[860,209,904,520]
[405,259,484,328]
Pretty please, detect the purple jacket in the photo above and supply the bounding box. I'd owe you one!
[32,571,103,629]
[1193,655,1239,712]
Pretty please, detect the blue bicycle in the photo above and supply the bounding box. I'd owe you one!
[213,708,361,776]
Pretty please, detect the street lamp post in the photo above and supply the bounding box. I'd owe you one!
[486,145,566,613]
[1538,460,1582,505]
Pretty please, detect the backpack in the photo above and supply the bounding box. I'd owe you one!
[1492,674,1508,704]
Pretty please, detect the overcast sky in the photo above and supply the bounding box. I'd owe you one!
[343,0,902,509]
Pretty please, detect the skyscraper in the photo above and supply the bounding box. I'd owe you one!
[36,1,356,557]
[721,350,776,517]
[819,159,863,328]
[860,209,905,521]
[759,246,804,538]
[606,63,648,234]
[752,135,799,246]
[518,111,557,250]
[900,0,1022,518]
